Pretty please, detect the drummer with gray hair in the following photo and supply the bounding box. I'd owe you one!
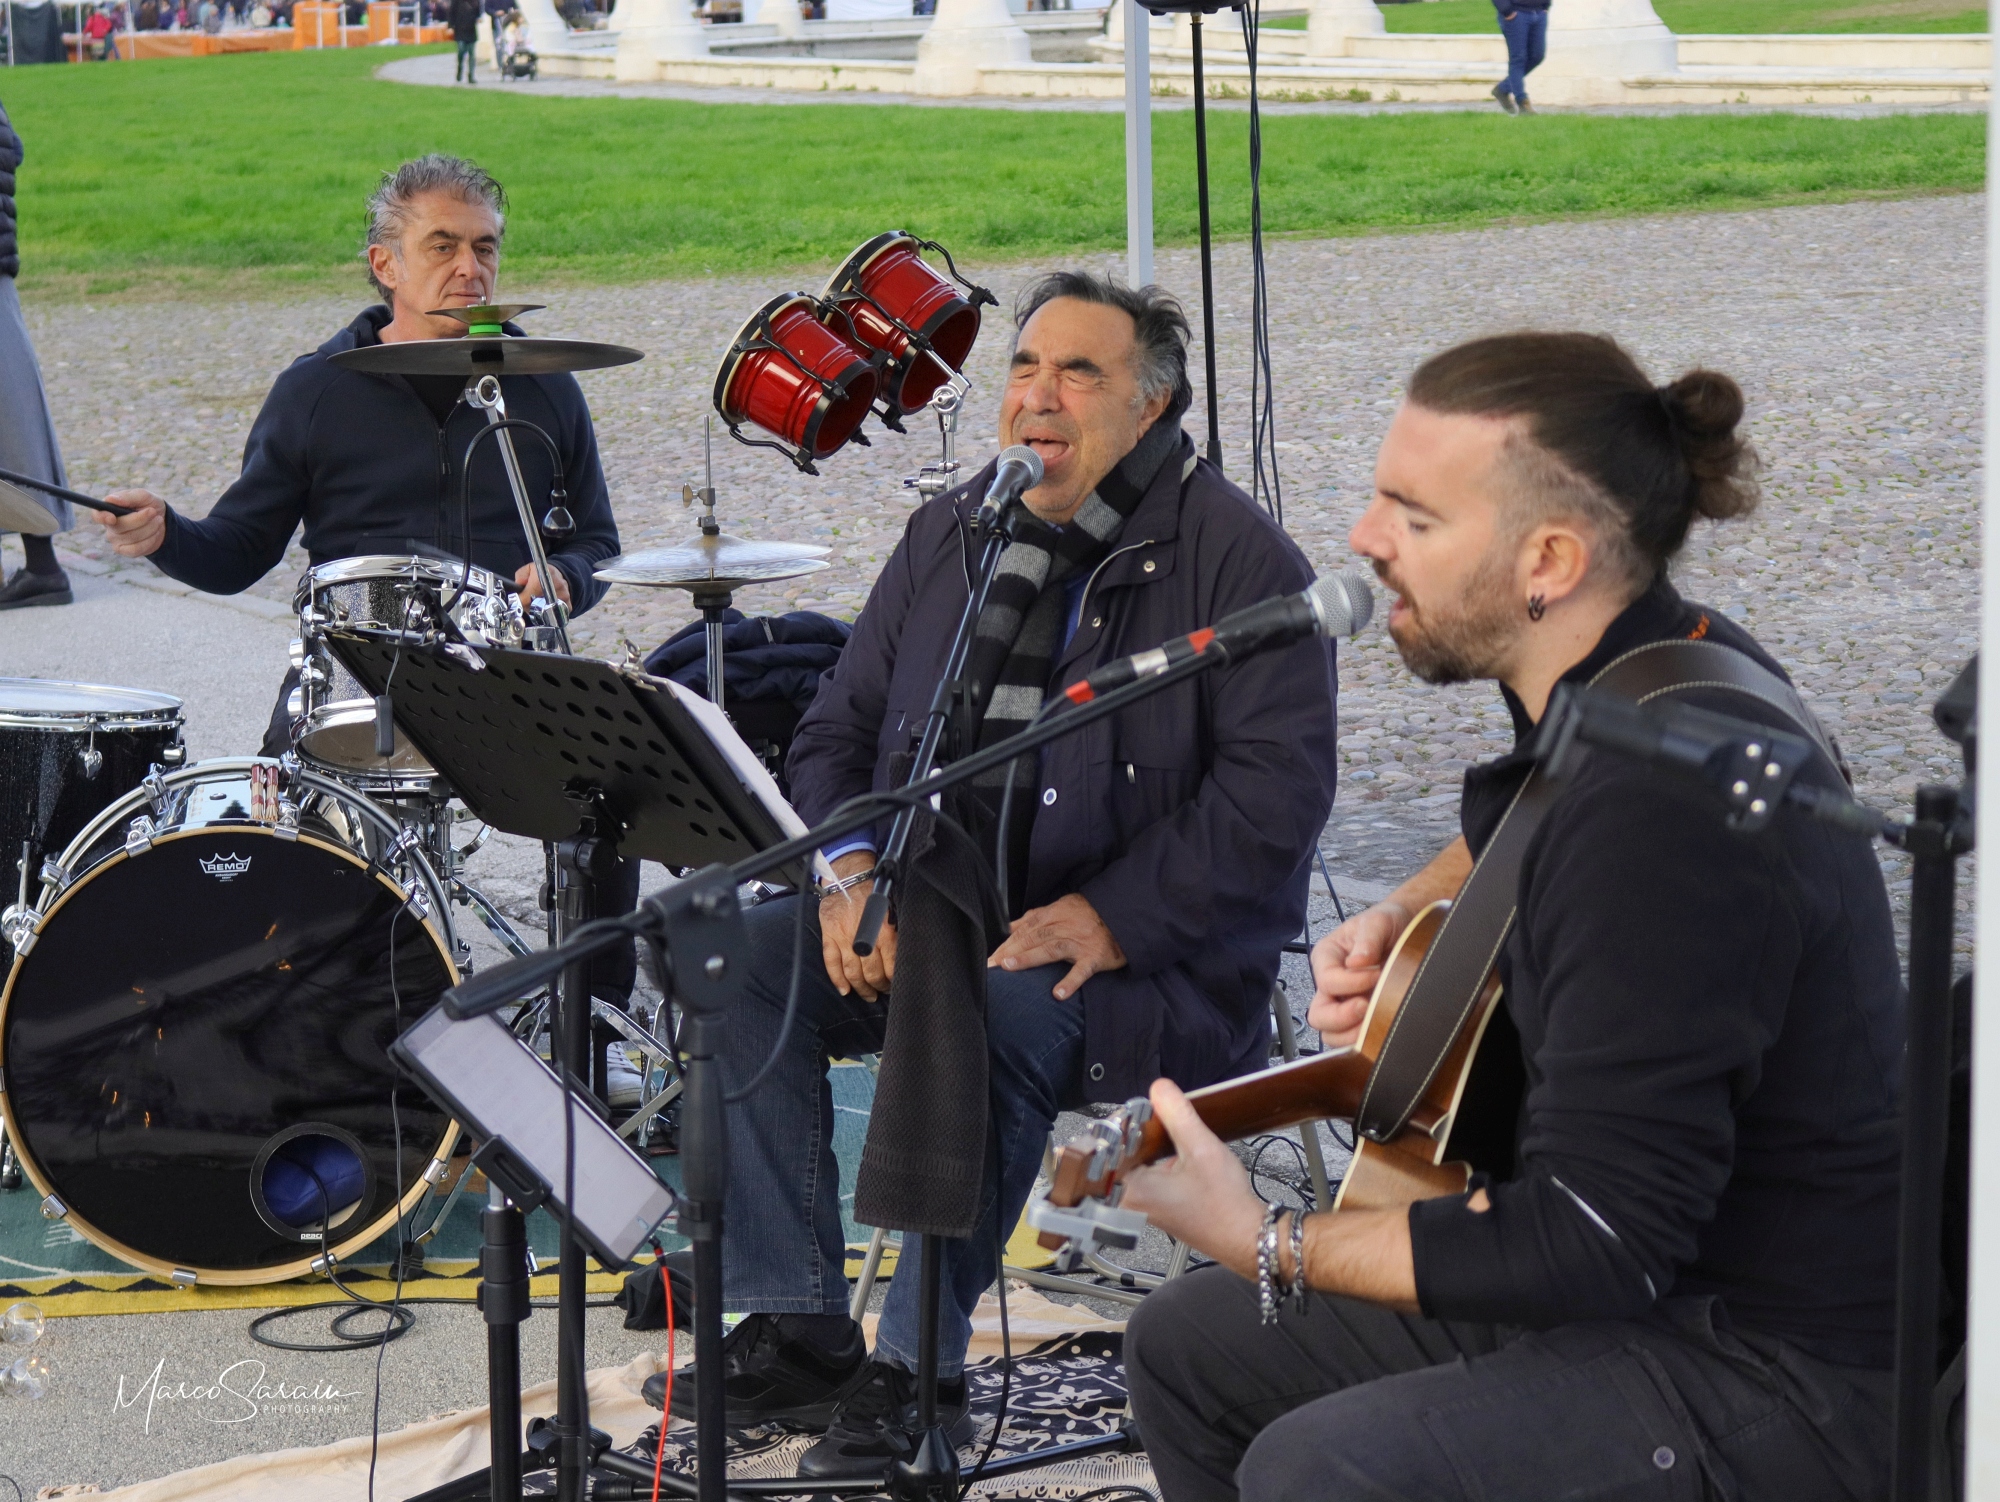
[94,152,622,744]
[0,94,76,611]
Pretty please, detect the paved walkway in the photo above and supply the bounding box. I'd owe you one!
[375,48,1986,115]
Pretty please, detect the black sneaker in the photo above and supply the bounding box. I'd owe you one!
[795,1361,974,1480]
[0,568,72,610]
[642,1311,869,1430]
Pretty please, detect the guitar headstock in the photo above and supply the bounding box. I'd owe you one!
[1025,1096,1154,1271]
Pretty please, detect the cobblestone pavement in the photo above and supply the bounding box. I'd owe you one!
[18,191,1982,934]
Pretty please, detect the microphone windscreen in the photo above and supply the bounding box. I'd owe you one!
[1309,570,1375,638]
[996,444,1044,488]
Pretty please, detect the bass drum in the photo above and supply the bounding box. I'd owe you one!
[0,759,460,1285]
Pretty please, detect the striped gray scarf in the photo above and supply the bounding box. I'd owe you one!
[964,411,1190,793]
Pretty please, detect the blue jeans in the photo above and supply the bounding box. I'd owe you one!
[717,895,1085,1378]
[1499,8,1546,101]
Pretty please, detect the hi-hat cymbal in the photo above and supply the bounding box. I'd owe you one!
[595,533,833,590]
[0,480,63,535]
[330,336,644,377]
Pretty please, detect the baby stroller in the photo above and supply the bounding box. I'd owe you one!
[498,12,537,78]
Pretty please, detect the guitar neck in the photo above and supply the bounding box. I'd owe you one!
[1125,1048,1378,1173]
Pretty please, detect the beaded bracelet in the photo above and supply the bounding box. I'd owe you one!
[1256,1201,1285,1327]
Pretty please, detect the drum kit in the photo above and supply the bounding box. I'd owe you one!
[0,232,993,1288]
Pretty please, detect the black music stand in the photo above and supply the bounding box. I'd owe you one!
[326,630,798,1502]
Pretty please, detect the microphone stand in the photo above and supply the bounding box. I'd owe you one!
[443,650,1228,1501]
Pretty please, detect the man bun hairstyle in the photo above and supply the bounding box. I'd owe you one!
[362,153,508,301]
[1407,332,1759,587]
[1014,270,1194,416]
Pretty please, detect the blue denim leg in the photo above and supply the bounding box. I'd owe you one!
[872,962,1085,1378]
[1498,10,1534,99]
[718,894,890,1316]
[1522,9,1547,85]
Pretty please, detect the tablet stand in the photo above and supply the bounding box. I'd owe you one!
[328,631,797,1502]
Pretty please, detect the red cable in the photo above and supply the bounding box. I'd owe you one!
[651,1252,675,1502]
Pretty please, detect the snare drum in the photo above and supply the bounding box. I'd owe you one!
[714,294,880,475]
[0,759,459,1284]
[0,680,185,963]
[822,232,988,420]
[291,555,530,791]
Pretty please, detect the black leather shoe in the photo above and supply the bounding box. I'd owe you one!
[0,568,72,610]
[795,1361,974,1480]
[642,1311,869,1430]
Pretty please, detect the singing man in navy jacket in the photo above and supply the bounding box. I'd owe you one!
[648,273,1340,1480]
[94,153,619,750]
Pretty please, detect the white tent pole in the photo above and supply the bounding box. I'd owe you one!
[1968,0,2000,1487]
[1123,0,1152,287]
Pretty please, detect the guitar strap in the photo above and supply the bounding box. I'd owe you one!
[1351,637,1843,1147]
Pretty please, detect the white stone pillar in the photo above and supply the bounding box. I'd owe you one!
[1305,0,1384,59]
[1531,0,1675,103]
[754,0,802,37]
[908,0,1032,95]
[613,0,708,76]
[514,0,570,50]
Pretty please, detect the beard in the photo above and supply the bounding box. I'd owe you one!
[1378,546,1522,686]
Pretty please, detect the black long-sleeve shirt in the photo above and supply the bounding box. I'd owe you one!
[150,305,619,612]
[1408,579,1903,1370]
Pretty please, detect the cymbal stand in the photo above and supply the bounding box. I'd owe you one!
[687,418,730,711]
[464,374,574,656]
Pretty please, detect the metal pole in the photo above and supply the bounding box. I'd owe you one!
[467,376,574,655]
[1191,10,1221,469]
[1892,787,1960,1502]
[1122,0,1152,288]
[1967,1,2000,1484]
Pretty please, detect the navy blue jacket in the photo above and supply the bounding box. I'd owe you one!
[788,436,1340,1102]
[1410,580,1902,1369]
[150,305,619,612]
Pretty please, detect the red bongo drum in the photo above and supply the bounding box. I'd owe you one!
[822,233,996,424]
[714,294,881,474]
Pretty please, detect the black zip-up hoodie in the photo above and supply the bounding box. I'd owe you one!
[1409,579,1903,1370]
[150,305,620,611]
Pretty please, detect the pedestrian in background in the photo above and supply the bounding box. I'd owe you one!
[1491,0,1548,113]
[0,97,75,610]
[449,0,480,79]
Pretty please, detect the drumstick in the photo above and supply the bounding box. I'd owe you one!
[0,464,137,517]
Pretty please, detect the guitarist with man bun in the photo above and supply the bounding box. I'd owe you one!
[1119,332,1902,1501]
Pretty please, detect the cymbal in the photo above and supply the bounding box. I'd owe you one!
[0,480,63,536]
[329,335,644,377]
[426,303,548,330]
[595,533,833,590]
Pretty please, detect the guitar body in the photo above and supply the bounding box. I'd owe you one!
[1034,900,1524,1251]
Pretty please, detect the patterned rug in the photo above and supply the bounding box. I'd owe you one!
[546,1329,1156,1501]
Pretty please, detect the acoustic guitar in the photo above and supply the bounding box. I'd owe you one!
[1026,900,1525,1267]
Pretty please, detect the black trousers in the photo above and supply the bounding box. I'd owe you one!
[1125,1265,1890,1502]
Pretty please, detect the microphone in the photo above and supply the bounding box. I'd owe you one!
[980,445,1044,524]
[1063,570,1374,705]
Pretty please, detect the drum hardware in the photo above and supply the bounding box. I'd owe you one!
[902,373,971,504]
[1,758,463,1283]
[714,292,885,475]
[594,419,833,713]
[821,231,994,430]
[0,843,32,952]
[463,374,575,657]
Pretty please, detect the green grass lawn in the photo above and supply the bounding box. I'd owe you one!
[0,44,1982,297]
[1267,0,1988,30]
